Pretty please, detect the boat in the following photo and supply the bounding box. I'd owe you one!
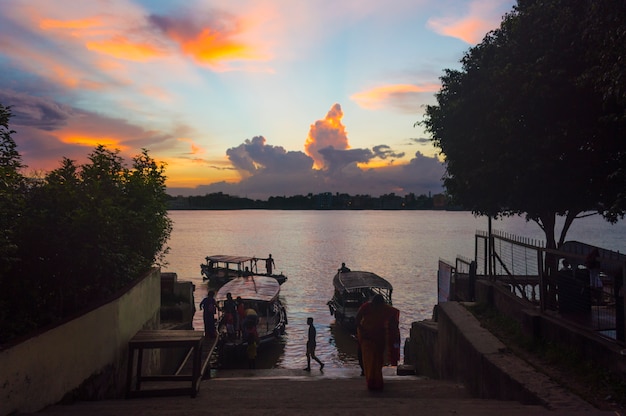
[200,255,287,286]
[327,270,393,333]
[215,275,287,359]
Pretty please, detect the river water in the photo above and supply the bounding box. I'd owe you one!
[162,210,626,370]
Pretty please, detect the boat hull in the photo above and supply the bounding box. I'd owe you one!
[328,270,393,334]
[215,276,287,362]
[201,255,287,286]
[327,297,360,333]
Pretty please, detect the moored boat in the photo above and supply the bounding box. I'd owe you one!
[201,255,287,286]
[327,270,393,333]
[215,275,287,360]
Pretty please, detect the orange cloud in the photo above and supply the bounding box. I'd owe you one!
[304,104,349,170]
[351,84,440,110]
[86,36,164,61]
[427,1,508,44]
[182,29,249,63]
[149,10,272,70]
[40,17,102,31]
[55,127,128,151]
[177,138,206,156]
[161,156,238,188]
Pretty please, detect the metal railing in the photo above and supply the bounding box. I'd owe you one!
[440,230,625,342]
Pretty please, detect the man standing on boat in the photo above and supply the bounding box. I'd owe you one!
[265,254,275,275]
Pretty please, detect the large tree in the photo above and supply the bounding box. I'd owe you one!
[421,0,626,250]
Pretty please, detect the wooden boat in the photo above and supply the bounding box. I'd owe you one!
[200,255,287,286]
[215,275,287,358]
[327,270,393,333]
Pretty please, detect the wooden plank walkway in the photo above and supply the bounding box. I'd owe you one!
[125,330,219,399]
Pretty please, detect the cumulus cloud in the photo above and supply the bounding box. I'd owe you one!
[170,105,445,199]
[317,147,373,174]
[226,136,314,178]
[304,103,349,169]
[372,145,405,160]
[176,146,445,200]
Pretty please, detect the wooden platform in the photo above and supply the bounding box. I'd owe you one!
[126,330,218,399]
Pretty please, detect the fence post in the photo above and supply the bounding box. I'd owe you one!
[537,247,546,312]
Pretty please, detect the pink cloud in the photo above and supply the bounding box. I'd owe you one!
[351,83,440,112]
[427,0,510,44]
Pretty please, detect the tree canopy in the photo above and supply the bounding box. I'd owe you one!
[0,105,172,344]
[421,0,626,249]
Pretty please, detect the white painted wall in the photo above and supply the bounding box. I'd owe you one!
[0,268,161,415]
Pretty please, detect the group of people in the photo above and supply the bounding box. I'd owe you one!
[303,290,400,392]
[199,291,261,367]
[200,262,400,390]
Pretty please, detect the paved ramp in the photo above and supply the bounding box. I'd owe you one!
[31,368,612,416]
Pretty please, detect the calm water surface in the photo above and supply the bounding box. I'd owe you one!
[163,210,626,370]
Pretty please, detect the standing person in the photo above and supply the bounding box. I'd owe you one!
[199,290,217,338]
[303,317,324,371]
[355,294,400,390]
[246,329,259,369]
[222,292,237,339]
[236,296,245,338]
[265,254,275,275]
[338,262,351,273]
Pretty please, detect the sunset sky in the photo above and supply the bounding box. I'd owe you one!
[0,0,515,199]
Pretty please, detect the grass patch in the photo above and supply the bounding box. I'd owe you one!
[466,302,626,411]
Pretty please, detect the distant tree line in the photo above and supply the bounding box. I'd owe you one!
[0,104,172,345]
[167,191,454,210]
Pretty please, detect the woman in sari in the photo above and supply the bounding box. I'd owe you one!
[356,294,400,390]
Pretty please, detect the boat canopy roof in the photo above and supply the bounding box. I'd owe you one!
[205,255,255,264]
[333,271,392,293]
[216,275,280,303]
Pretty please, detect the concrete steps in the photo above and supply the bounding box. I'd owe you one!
[30,368,613,415]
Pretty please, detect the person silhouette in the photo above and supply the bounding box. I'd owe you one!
[266,254,276,275]
[303,317,324,371]
[199,290,217,338]
[355,294,399,390]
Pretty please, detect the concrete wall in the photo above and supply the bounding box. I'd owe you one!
[405,278,626,408]
[406,319,439,378]
[475,279,626,375]
[0,268,161,416]
[407,302,593,410]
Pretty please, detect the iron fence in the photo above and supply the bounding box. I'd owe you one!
[440,229,625,342]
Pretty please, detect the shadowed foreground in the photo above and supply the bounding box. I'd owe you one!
[29,368,614,416]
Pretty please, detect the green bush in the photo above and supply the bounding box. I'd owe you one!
[0,104,172,345]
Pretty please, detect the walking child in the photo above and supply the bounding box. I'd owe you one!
[304,317,324,371]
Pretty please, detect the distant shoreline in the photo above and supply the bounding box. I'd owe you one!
[166,191,461,211]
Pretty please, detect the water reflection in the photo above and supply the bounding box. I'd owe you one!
[168,210,626,370]
[328,323,359,365]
